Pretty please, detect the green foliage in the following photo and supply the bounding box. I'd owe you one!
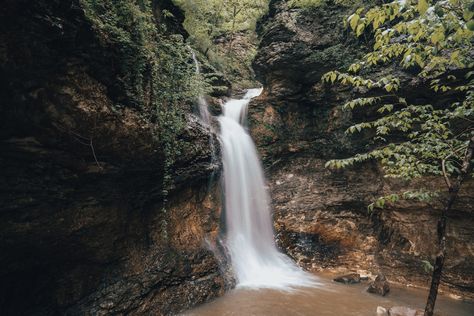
[81,0,209,236]
[366,190,439,213]
[288,0,361,9]
[174,0,268,85]
[174,0,267,40]
[323,0,474,211]
[421,259,435,273]
[81,0,201,108]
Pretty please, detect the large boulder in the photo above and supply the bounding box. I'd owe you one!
[368,274,390,296]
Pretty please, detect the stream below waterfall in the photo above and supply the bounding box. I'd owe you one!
[183,275,474,316]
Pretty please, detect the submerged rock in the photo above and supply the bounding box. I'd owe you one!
[377,305,425,316]
[388,306,424,316]
[368,274,390,296]
[376,306,388,316]
[334,273,361,284]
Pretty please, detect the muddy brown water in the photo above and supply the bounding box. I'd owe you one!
[183,275,474,316]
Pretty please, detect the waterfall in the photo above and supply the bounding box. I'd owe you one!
[191,51,211,125]
[190,49,218,173]
[219,89,319,290]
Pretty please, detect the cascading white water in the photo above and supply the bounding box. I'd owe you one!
[191,51,211,125]
[190,49,219,171]
[219,89,319,290]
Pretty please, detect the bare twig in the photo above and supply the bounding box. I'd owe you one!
[453,126,474,139]
[56,123,103,170]
[441,155,452,189]
[90,138,102,170]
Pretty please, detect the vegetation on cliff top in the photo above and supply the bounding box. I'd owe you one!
[173,0,269,88]
[81,0,203,109]
[288,0,362,8]
[322,0,474,314]
[81,0,214,239]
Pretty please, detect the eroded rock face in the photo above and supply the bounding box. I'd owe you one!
[250,0,474,298]
[0,0,224,315]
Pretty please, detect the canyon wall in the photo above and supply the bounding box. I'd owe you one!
[0,0,224,314]
[250,0,474,298]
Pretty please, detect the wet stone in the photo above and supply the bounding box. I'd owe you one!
[387,306,424,316]
[368,274,390,296]
[333,273,361,284]
[376,306,388,316]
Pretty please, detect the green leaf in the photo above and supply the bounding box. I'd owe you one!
[421,260,434,273]
[356,23,365,37]
[350,14,360,31]
[418,0,429,15]
[431,27,445,45]
[368,203,375,213]
[463,11,474,21]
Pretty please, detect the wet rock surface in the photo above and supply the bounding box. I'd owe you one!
[0,0,224,315]
[250,0,474,299]
[387,306,424,316]
[334,273,361,285]
[368,274,391,296]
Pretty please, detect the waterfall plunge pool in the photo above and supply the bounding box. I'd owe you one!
[183,274,474,316]
[190,88,474,316]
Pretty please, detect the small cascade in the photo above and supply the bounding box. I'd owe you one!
[191,51,211,125]
[190,49,218,172]
[218,89,319,290]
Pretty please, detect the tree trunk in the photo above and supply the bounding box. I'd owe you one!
[424,136,474,316]
[227,6,237,60]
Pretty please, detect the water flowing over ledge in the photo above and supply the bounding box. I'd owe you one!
[191,50,211,125]
[218,89,320,291]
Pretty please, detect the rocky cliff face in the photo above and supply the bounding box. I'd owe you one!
[0,0,224,315]
[251,0,474,298]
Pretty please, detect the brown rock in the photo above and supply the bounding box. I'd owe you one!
[368,274,390,296]
[388,306,424,316]
[249,0,474,300]
[334,273,361,284]
[0,0,225,315]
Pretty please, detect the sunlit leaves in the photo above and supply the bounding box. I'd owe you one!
[343,97,381,110]
[367,190,439,213]
[290,0,358,9]
[417,0,429,15]
[174,0,268,83]
[421,260,434,273]
[322,0,474,212]
[430,26,445,45]
[356,23,365,37]
[349,13,360,31]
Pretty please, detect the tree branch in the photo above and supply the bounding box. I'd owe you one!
[90,138,102,170]
[441,156,452,189]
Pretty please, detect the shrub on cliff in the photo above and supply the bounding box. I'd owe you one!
[322,0,474,315]
[81,0,215,237]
